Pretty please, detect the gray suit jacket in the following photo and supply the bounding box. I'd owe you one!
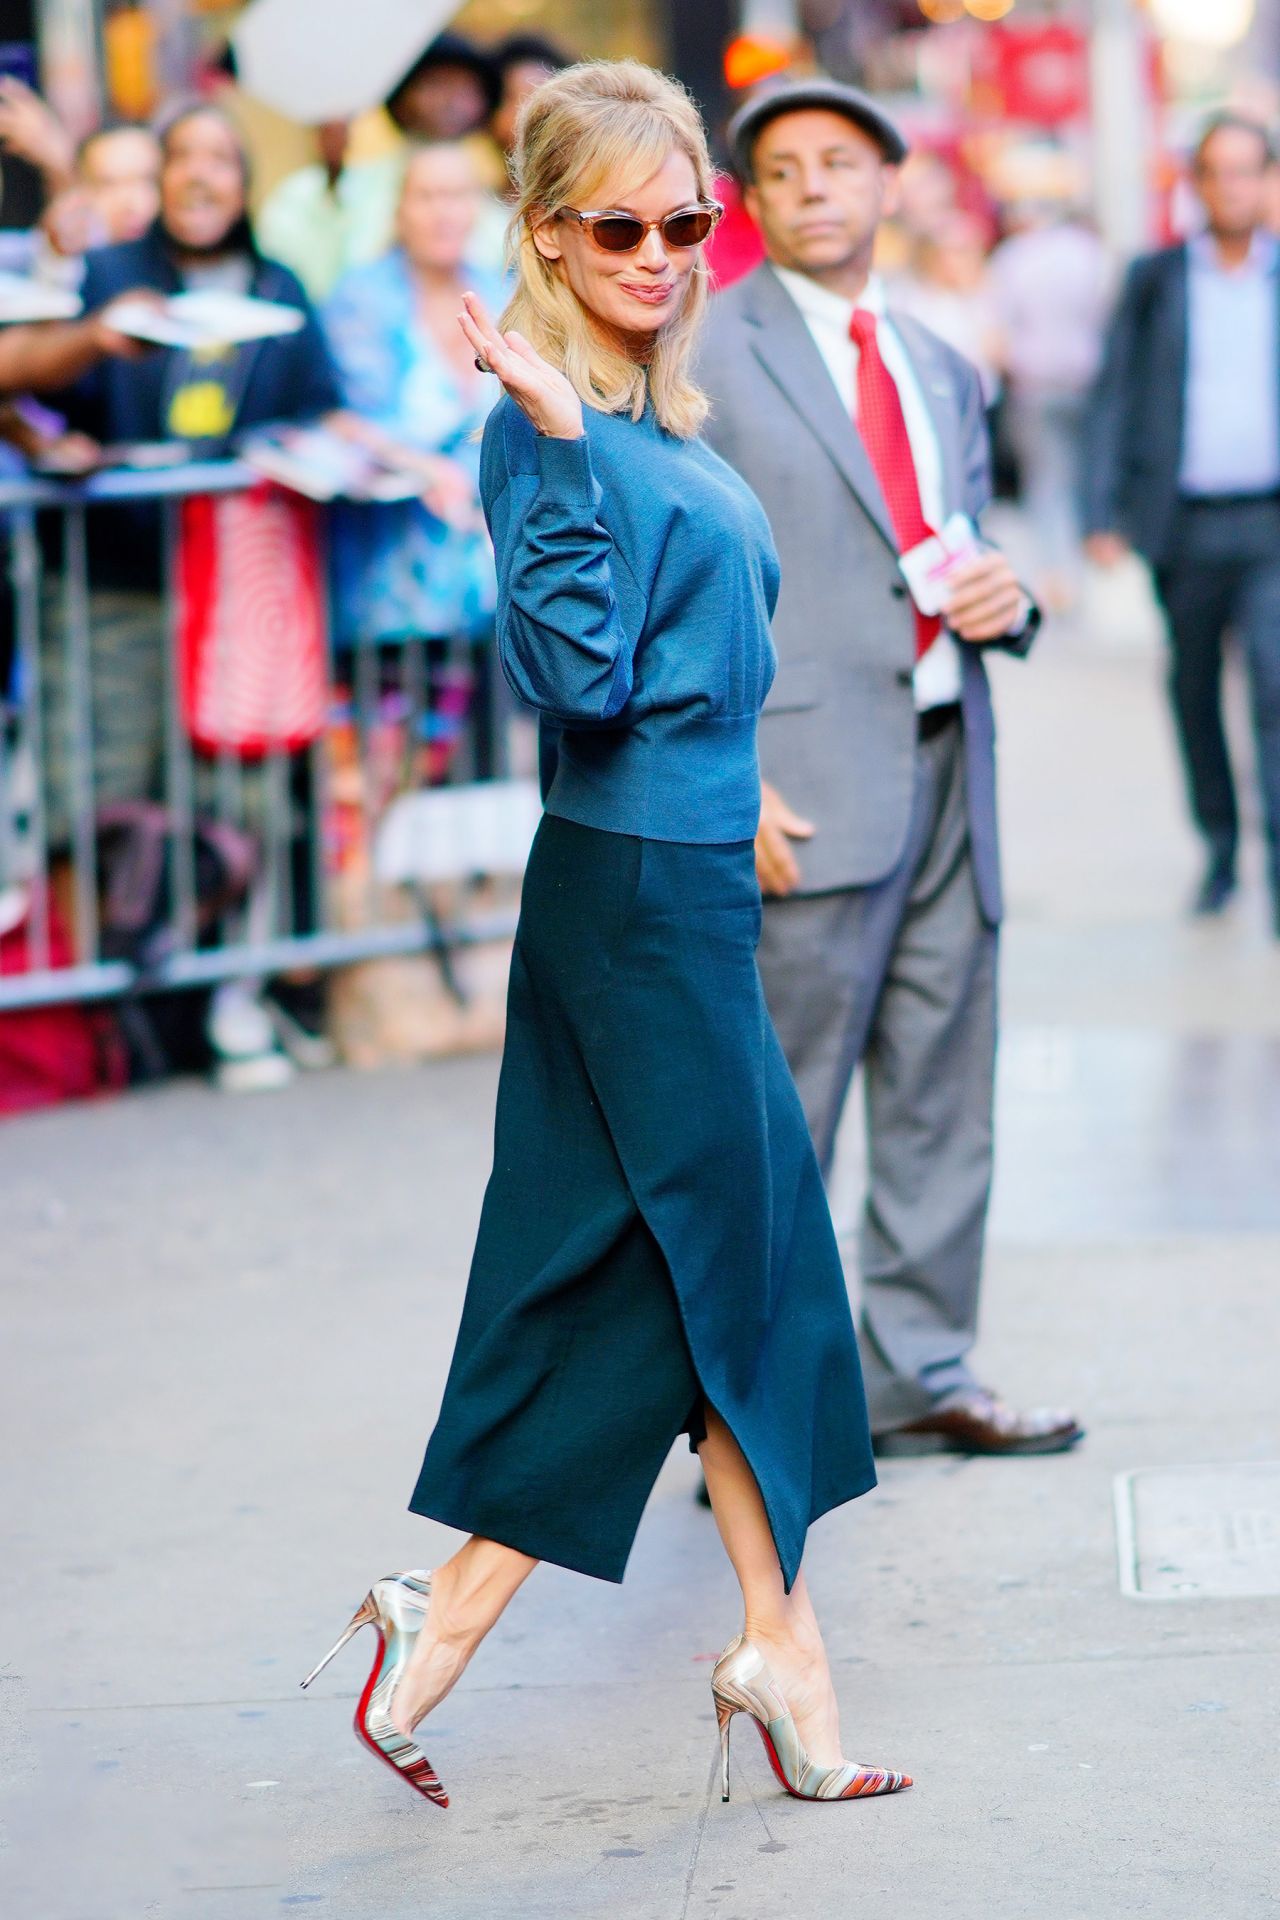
[700,263,1034,922]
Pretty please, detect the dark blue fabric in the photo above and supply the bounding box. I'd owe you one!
[59,222,340,448]
[480,395,782,844]
[409,816,876,1587]
[49,224,340,592]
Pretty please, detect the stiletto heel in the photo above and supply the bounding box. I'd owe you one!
[717,1700,733,1802]
[711,1635,912,1804]
[299,1570,448,1807]
[299,1596,377,1690]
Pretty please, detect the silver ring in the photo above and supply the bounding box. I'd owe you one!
[474,356,492,374]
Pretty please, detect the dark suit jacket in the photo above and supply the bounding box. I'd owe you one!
[700,263,1035,923]
[1081,241,1280,566]
[61,222,339,447]
[51,221,340,588]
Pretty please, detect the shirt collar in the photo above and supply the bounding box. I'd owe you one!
[771,261,887,329]
[1188,229,1280,277]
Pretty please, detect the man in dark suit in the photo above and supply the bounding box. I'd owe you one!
[1084,114,1280,929]
[699,79,1082,1457]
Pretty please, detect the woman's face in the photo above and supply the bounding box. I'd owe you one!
[398,146,481,273]
[161,113,246,252]
[394,63,488,140]
[532,148,704,350]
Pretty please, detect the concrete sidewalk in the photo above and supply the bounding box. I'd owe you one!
[3,612,1278,1919]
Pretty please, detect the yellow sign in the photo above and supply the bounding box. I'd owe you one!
[168,379,236,441]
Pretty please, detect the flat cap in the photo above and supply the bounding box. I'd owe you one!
[727,76,909,178]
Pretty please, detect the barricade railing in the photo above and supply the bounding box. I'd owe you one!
[0,458,525,1014]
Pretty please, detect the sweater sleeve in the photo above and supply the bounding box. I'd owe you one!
[483,409,646,726]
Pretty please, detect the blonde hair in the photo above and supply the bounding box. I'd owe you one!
[500,61,716,439]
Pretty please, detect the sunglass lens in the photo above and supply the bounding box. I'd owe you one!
[662,210,715,247]
[592,216,646,252]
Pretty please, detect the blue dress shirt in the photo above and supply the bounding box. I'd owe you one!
[1180,232,1280,498]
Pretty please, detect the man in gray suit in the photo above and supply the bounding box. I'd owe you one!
[701,78,1082,1455]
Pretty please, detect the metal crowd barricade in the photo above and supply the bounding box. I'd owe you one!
[0,458,523,1015]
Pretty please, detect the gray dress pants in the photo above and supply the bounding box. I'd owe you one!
[756,715,998,1432]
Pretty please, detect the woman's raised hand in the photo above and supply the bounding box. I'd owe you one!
[459,291,584,442]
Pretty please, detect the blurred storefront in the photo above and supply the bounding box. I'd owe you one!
[14,2,1280,242]
[24,2,1280,112]
[730,2,1277,250]
[452,0,663,64]
[31,2,738,199]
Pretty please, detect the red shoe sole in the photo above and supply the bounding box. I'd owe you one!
[750,1717,912,1801]
[352,1627,449,1808]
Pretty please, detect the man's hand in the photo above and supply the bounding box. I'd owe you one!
[29,429,103,475]
[755,779,814,898]
[0,78,75,189]
[1084,532,1129,569]
[92,290,168,360]
[418,453,479,529]
[42,186,104,260]
[942,549,1027,642]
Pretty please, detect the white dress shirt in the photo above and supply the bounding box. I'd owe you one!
[772,264,963,711]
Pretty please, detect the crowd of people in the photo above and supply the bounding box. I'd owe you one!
[0,29,572,1103]
[0,25,1277,1117]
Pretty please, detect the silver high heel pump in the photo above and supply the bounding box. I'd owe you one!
[712,1635,912,1803]
[300,1569,448,1807]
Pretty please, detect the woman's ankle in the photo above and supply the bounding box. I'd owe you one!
[745,1610,826,1661]
[421,1563,491,1658]
[426,1542,533,1656]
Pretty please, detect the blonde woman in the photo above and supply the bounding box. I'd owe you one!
[303,62,911,1811]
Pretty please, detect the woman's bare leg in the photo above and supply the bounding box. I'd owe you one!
[698,1406,843,1768]
[389,1535,537,1736]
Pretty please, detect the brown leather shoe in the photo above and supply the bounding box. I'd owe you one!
[875,1388,1084,1458]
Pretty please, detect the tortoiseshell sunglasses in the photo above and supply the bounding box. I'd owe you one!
[555,200,723,253]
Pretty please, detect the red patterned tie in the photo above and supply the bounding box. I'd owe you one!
[849,307,940,658]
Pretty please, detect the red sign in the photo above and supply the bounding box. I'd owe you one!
[971,22,1090,127]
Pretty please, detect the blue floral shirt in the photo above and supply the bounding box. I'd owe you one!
[323,250,506,643]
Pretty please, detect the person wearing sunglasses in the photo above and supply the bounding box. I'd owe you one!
[305,60,911,1814]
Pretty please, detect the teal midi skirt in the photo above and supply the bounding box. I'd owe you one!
[409,815,876,1588]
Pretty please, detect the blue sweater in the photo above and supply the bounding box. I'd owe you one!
[480,394,780,843]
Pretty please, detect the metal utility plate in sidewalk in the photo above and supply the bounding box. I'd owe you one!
[1115,1463,1280,1599]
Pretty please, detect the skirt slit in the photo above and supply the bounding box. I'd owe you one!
[569,1026,798,1587]
[409,815,876,1589]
